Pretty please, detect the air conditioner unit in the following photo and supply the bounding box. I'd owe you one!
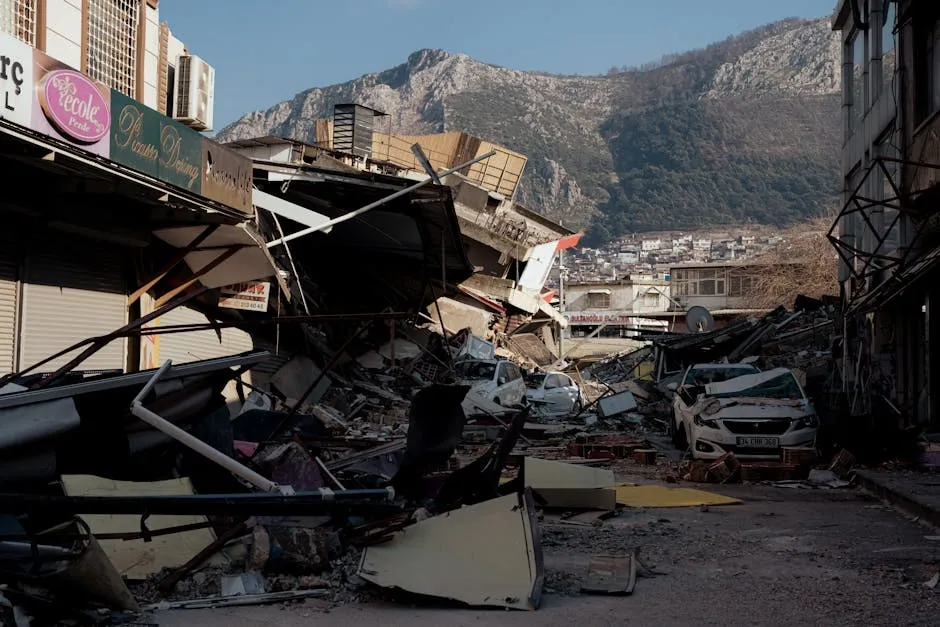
[173,55,215,131]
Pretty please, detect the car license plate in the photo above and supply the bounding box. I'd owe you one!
[737,437,779,448]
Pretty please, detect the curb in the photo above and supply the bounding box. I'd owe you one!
[853,470,940,528]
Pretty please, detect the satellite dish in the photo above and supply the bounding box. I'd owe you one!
[686,306,715,333]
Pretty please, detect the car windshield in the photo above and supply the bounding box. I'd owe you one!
[685,366,759,386]
[453,361,496,381]
[525,374,546,389]
[711,372,803,400]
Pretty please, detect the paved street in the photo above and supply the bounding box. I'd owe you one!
[153,478,940,627]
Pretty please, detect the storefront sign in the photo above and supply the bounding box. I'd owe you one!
[39,69,110,144]
[160,118,202,192]
[110,90,202,192]
[32,48,110,157]
[111,90,160,177]
[201,139,253,214]
[0,31,33,128]
[567,311,634,325]
[219,281,270,312]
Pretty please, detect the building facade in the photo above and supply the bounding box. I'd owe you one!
[563,277,671,338]
[830,0,940,425]
[0,1,269,378]
[1,0,212,129]
[669,262,763,313]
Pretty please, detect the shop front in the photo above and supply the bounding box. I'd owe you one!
[0,30,269,377]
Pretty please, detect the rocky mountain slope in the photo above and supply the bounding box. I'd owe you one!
[217,17,842,243]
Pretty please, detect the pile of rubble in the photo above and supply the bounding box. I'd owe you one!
[0,305,674,625]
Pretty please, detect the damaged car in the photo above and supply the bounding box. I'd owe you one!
[669,365,817,460]
[453,358,526,407]
[524,371,584,417]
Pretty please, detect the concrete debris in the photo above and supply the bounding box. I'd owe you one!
[357,490,543,611]
[580,554,637,595]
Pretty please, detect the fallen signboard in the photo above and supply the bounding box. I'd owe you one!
[219,281,271,312]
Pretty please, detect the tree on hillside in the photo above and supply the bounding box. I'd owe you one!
[744,217,839,309]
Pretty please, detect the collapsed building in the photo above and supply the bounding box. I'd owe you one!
[224,104,581,368]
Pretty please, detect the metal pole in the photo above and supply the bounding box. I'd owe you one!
[267,209,311,314]
[558,247,565,359]
[266,150,497,249]
[130,361,284,494]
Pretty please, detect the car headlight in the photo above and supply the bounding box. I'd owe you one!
[793,414,819,430]
[693,415,719,429]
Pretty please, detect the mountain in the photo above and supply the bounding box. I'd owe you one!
[217,17,842,244]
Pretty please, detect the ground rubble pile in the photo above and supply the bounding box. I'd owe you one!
[0,311,682,625]
[569,301,866,486]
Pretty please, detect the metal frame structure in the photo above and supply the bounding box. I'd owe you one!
[827,155,940,303]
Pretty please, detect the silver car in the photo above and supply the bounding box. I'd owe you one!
[524,371,583,416]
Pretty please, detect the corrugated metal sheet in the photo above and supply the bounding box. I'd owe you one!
[19,243,128,373]
[156,306,254,365]
[0,253,18,375]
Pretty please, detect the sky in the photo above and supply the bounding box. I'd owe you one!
[159,0,837,133]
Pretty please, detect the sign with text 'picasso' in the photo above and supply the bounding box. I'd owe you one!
[0,31,32,128]
[110,90,202,193]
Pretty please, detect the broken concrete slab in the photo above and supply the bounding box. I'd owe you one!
[357,489,543,610]
[596,390,638,418]
[271,355,331,405]
[524,457,616,511]
[580,554,637,595]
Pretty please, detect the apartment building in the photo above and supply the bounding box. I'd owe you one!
[0,1,271,377]
[830,0,940,426]
[563,277,671,338]
[1,0,212,129]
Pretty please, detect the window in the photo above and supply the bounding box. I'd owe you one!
[882,0,896,93]
[0,0,37,45]
[877,134,901,252]
[641,292,659,307]
[930,21,940,117]
[86,0,140,97]
[545,374,562,389]
[728,270,755,297]
[914,4,940,124]
[849,29,866,131]
[587,292,611,308]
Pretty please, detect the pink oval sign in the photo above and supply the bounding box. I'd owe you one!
[38,69,110,144]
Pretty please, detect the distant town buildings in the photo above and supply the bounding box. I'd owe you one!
[555,228,793,287]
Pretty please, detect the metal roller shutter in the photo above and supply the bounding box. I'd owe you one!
[156,306,254,365]
[19,241,128,373]
[0,253,19,375]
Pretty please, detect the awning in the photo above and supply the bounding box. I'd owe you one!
[252,188,333,233]
[588,289,612,295]
[153,224,279,289]
[846,245,940,316]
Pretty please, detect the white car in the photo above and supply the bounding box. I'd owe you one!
[524,371,583,416]
[453,359,526,407]
[670,364,818,460]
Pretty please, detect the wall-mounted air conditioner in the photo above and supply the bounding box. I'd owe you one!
[173,55,215,132]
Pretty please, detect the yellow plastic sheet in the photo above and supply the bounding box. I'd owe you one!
[615,484,741,508]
